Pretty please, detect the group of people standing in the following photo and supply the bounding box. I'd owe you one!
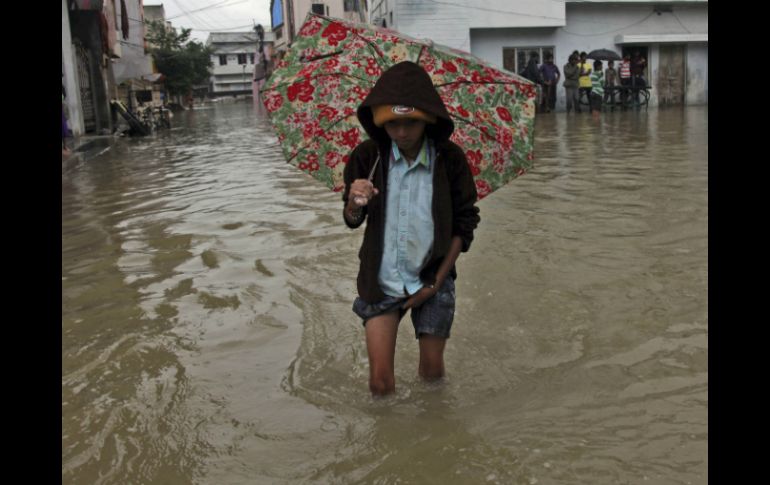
[520,49,648,115]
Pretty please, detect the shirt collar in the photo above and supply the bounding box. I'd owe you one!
[391,137,430,169]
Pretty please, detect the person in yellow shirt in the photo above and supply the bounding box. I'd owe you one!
[577,51,592,110]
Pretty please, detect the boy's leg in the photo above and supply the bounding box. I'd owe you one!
[418,335,447,380]
[410,277,455,382]
[365,310,401,396]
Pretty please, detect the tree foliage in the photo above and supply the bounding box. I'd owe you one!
[146,20,213,96]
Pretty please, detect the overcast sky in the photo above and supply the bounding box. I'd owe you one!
[145,0,273,42]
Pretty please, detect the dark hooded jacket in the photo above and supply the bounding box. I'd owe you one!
[343,61,481,303]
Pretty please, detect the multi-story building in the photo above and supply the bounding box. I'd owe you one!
[63,0,155,136]
[207,32,263,98]
[110,0,155,108]
[369,0,707,109]
[143,3,168,28]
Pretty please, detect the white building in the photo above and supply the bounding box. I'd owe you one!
[207,32,262,97]
[370,0,708,109]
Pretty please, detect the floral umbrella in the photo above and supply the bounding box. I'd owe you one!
[261,13,536,200]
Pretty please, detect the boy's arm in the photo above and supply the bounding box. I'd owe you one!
[434,236,463,287]
[449,147,481,253]
[342,144,375,228]
[402,236,462,310]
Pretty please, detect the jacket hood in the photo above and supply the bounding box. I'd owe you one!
[357,61,454,144]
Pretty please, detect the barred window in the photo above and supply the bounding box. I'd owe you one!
[503,46,554,75]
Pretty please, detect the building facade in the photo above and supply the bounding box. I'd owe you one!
[369,0,707,110]
[62,0,156,136]
[207,32,264,97]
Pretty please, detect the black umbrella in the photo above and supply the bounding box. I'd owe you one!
[587,49,621,61]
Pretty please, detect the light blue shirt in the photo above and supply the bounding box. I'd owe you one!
[378,138,435,297]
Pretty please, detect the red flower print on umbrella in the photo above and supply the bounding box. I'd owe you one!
[261,13,536,198]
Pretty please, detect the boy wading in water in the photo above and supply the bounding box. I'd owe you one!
[343,61,481,396]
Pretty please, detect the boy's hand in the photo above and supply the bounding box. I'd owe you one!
[348,179,379,208]
[401,285,438,310]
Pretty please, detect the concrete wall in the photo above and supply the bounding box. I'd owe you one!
[62,0,84,137]
[394,0,471,51]
[466,0,565,29]
[685,44,708,105]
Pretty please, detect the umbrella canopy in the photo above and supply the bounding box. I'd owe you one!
[587,49,621,61]
[261,13,536,200]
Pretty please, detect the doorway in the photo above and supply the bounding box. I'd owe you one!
[657,44,686,106]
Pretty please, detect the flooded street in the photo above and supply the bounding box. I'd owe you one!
[62,102,707,484]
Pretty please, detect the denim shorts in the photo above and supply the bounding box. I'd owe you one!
[352,277,456,339]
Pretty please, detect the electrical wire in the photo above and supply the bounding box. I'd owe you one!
[671,11,692,34]
[559,11,657,36]
[422,0,564,21]
[165,0,248,20]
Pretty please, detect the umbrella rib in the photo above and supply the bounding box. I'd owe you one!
[338,21,388,62]
[299,50,344,62]
[452,117,501,143]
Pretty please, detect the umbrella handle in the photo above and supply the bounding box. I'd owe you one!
[352,155,380,207]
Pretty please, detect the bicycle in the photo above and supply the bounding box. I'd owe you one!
[136,104,173,132]
[580,86,651,111]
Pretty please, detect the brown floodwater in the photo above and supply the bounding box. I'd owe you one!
[62,102,707,484]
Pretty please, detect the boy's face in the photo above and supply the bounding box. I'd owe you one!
[384,119,427,155]
[608,61,614,68]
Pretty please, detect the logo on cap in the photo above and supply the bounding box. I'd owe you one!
[392,105,415,115]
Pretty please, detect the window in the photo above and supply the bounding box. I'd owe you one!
[503,46,554,75]
[238,54,247,65]
[219,55,228,66]
[249,53,255,64]
[344,0,359,11]
[271,0,283,29]
[311,3,325,15]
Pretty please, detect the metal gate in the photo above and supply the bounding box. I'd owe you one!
[74,40,96,132]
[657,45,686,106]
